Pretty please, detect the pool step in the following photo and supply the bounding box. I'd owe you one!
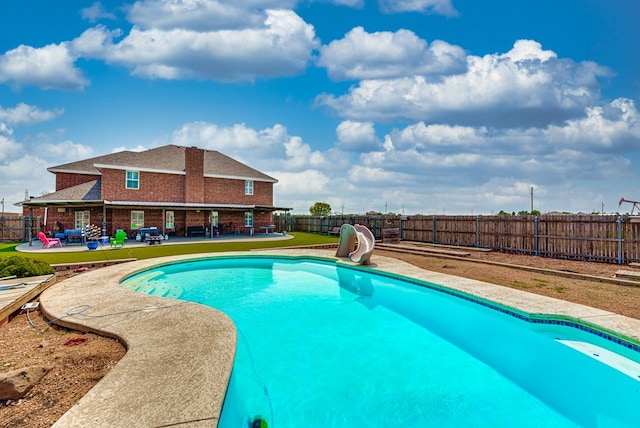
[556,339,640,381]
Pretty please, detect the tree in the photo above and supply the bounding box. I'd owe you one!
[309,202,332,216]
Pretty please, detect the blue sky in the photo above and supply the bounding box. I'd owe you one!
[1,0,639,215]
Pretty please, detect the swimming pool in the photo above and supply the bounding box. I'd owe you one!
[121,256,640,427]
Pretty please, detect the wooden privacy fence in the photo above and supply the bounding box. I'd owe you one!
[0,216,40,242]
[274,214,640,265]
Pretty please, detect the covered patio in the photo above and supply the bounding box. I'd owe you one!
[16,231,293,253]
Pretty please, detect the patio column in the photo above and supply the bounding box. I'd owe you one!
[162,209,166,237]
[102,205,107,236]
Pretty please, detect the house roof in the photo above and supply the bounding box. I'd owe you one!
[47,144,277,183]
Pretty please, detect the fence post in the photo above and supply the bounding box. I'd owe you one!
[617,215,623,265]
[399,216,403,240]
[475,216,479,247]
[432,216,436,244]
[534,215,539,256]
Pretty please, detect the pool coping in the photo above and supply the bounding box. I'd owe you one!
[40,249,640,427]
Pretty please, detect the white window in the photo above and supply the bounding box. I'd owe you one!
[210,211,218,227]
[244,211,253,227]
[126,171,140,189]
[131,211,144,229]
[165,211,175,230]
[244,180,254,195]
[74,210,90,229]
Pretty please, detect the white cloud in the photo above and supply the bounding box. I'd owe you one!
[0,132,21,163]
[0,103,64,126]
[39,141,97,161]
[81,2,117,22]
[72,26,123,59]
[318,27,466,80]
[0,43,89,91]
[172,122,281,161]
[2,3,319,88]
[102,9,318,81]
[0,147,55,211]
[272,170,331,196]
[544,98,640,151]
[112,145,148,153]
[316,40,613,127]
[379,0,458,16]
[171,121,330,171]
[126,0,298,31]
[331,0,364,6]
[347,164,406,183]
[336,120,381,151]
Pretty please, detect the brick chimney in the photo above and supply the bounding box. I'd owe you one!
[184,146,204,204]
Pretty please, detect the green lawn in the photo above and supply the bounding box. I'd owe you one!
[0,233,338,265]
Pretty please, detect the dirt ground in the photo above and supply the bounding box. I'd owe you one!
[0,310,126,428]
[2,250,640,427]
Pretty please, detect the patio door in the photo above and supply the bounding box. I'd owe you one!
[165,211,175,231]
[74,210,90,229]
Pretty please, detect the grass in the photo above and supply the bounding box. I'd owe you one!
[510,280,531,289]
[0,232,338,265]
[533,278,549,287]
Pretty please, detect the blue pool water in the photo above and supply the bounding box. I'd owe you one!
[121,257,640,427]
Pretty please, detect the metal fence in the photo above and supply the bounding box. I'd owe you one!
[274,214,640,265]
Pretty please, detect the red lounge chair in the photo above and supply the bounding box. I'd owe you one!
[37,232,62,249]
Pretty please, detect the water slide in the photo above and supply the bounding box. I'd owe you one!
[335,224,375,265]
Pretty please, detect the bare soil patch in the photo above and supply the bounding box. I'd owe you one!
[2,251,640,427]
[378,249,640,320]
[0,310,125,428]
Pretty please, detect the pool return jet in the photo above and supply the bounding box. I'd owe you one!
[335,224,375,265]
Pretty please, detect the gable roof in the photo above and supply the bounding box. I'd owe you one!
[34,180,102,202]
[48,144,277,183]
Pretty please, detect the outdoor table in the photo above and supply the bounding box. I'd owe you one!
[259,225,275,234]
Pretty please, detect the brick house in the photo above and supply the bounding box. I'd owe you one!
[21,145,289,238]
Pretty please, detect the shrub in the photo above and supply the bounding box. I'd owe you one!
[0,255,54,278]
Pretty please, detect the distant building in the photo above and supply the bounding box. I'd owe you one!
[20,145,289,237]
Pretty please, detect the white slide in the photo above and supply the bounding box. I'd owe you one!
[348,224,375,265]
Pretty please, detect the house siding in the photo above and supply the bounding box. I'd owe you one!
[204,177,272,205]
[56,172,98,192]
[185,146,205,204]
[101,169,186,202]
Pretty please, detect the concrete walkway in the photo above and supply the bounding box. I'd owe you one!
[39,249,640,427]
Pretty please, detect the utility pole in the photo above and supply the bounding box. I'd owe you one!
[602,202,605,215]
[530,187,534,213]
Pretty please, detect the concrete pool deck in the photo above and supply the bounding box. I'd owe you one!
[40,249,640,427]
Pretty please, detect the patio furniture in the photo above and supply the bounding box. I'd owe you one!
[328,226,341,236]
[186,225,205,237]
[62,229,84,245]
[37,232,62,249]
[110,231,127,249]
[259,225,275,234]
